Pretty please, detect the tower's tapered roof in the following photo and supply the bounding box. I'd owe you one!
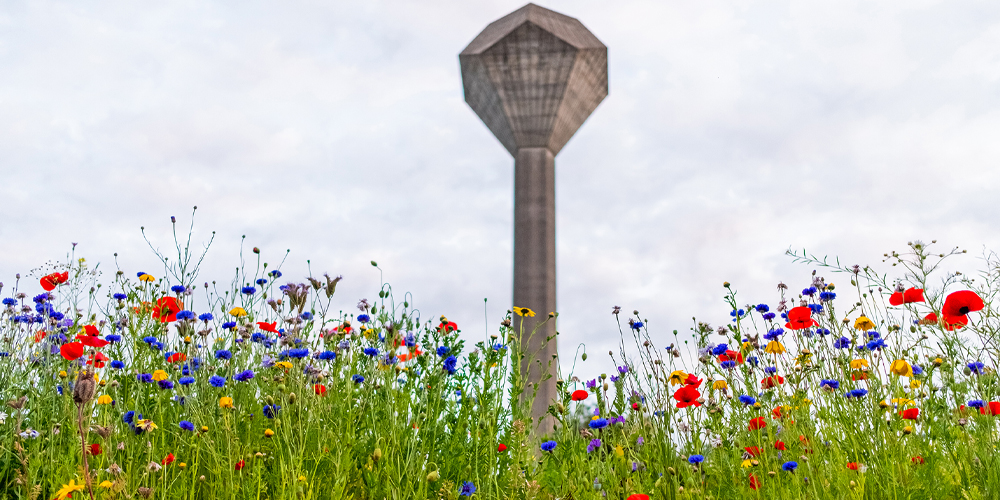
[460,3,608,156]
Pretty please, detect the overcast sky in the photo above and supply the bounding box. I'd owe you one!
[3,0,1000,379]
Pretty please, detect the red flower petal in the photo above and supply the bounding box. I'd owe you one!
[153,297,184,323]
[571,390,589,401]
[903,288,925,303]
[498,443,508,452]
[77,336,109,348]
[889,291,904,306]
[60,342,85,361]
[83,325,99,336]
[683,374,703,388]
[748,417,767,431]
[942,290,984,318]
[257,321,279,333]
[673,385,702,408]
[988,401,1000,416]
[900,408,919,420]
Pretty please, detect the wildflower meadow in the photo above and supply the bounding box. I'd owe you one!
[2,220,999,500]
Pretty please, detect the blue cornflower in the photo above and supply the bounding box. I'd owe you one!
[171,285,186,294]
[711,344,729,356]
[587,438,602,453]
[618,365,630,375]
[112,293,127,301]
[382,353,398,366]
[802,287,817,296]
[263,404,280,419]
[730,309,745,321]
[867,331,881,339]
[589,418,609,430]
[765,366,777,375]
[255,278,267,286]
[317,351,337,361]
[32,293,49,304]
[763,328,784,340]
[110,360,125,370]
[209,375,226,388]
[363,348,379,358]
[105,334,122,343]
[241,286,256,295]
[221,321,237,330]
[762,312,776,321]
[158,380,174,390]
[820,379,840,390]
[176,310,195,321]
[459,482,476,497]
[123,411,136,423]
[747,356,759,366]
[739,395,756,406]
[215,350,233,360]
[352,374,365,384]
[287,348,309,359]
[721,360,736,370]
[179,376,195,385]
[834,337,852,349]
[436,346,451,357]
[866,339,887,351]
[2,298,17,306]
[198,313,214,322]
[782,461,798,472]
[301,311,313,320]
[137,373,154,383]
[912,364,924,376]
[689,455,705,464]
[630,321,644,330]
[847,389,868,398]
[179,420,195,432]
[234,369,255,382]
[268,270,282,278]
[819,291,836,301]
[816,328,831,336]
[142,336,158,344]
[969,399,986,408]
[250,333,266,343]
[443,355,458,375]
[755,304,770,313]
[357,314,371,323]
[541,441,557,452]
[404,332,417,348]
[968,361,985,375]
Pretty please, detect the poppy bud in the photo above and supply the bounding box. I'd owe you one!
[581,353,587,361]
[372,448,382,462]
[253,247,260,254]
[288,393,297,404]
[426,471,440,482]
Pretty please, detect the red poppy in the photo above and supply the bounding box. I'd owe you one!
[631,402,641,411]
[785,306,819,330]
[436,320,459,333]
[626,495,650,500]
[162,453,175,465]
[911,456,924,465]
[40,272,69,291]
[60,342,85,361]
[772,406,783,419]
[314,384,327,396]
[397,346,424,362]
[167,352,187,363]
[744,446,761,458]
[749,473,761,491]
[152,297,184,323]
[83,325,100,336]
[88,352,109,368]
[683,374,703,388]
[942,290,984,319]
[498,443,508,452]
[988,402,1000,416]
[76,335,109,348]
[774,440,786,451]
[257,321,279,333]
[34,330,46,343]
[846,462,860,471]
[571,390,589,401]
[718,350,744,364]
[761,375,784,389]
[889,287,925,306]
[900,408,919,420]
[673,385,702,408]
[851,370,869,381]
[924,312,968,331]
[89,443,102,456]
[748,417,767,431]
[235,460,245,471]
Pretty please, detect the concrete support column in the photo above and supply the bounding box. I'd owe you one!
[513,147,557,434]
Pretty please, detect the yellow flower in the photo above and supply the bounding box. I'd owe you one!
[58,370,67,379]
[264,428,275,438]
[138,273,155,282]
[179,462,186,468]
[891,398,915,407]
[219,396,234,408]
[201,426,209,433]
[903,426,913,435]
[98,480,114,489]
[890,359,913,377]
[795,352,814,366]
[275,361,293,370]
[298,475,307,483]
[513,307,536,317]
[910,379,922,389]
[57,478,83,498]
[229,307,248,317]
[850,359,869,370]
[753,402,761,408]
[152,370,169,382]
[741,459,753,468]
[764,341,786,354]
[854,316,875,331]
[614,445,624,458]
[668,370,688,386]
[712,380,728,390]
[135,419,157,432]
[96,395,113,405]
